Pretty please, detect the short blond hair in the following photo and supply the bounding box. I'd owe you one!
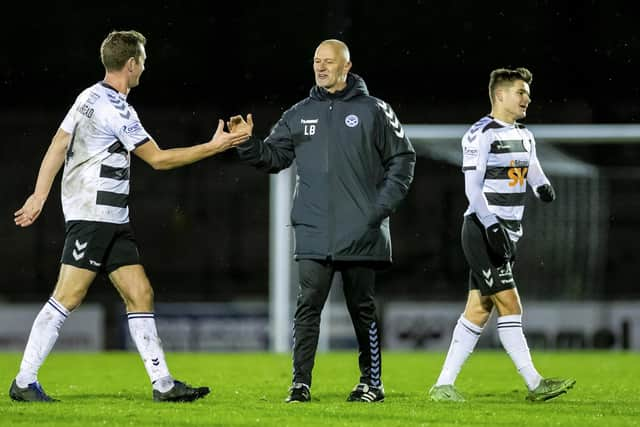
[100,30,146,71]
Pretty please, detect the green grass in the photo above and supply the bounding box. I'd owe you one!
[0,351,638,426]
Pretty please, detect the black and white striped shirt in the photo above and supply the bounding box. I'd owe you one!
[59,82,151,224]
[461,115,549,240]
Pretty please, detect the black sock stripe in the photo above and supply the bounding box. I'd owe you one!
[460,322,482,336]
[47,299,68,318]
[127,312,155,319]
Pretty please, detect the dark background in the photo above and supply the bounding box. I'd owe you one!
[2,1,640,309]
[4,2,640,123]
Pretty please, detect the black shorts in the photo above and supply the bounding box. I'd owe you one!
[60,221,140,274]
[461,214,517,296]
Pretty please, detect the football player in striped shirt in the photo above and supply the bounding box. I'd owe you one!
[10,30,249,402]
[428,67,575,402]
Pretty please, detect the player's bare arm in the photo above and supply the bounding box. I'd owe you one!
[133,119,249,170]
[227,114,254,135]
[14,128,71,228]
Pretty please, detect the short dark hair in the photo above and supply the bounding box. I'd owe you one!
[100,30,146,72]
[489,67,532,103]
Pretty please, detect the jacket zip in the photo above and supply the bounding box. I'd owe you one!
[327,100,334,260]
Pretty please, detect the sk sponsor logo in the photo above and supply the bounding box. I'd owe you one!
[508,159,528,187]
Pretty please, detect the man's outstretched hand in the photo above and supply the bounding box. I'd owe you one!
[209,119,250,151]
[227,114,254,136]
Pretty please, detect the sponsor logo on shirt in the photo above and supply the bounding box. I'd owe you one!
[508,160,528,187]
[122,123,142,134]
[463,146,478,155]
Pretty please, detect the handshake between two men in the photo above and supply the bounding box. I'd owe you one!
[205,114,255,154]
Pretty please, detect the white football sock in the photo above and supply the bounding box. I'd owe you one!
[435,314,483,386]
[497,314,542,390]
[15,297,70,388]
[127,312,173,392]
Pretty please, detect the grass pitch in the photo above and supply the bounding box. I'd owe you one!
[0,351,638,426]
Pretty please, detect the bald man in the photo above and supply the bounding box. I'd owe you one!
[230,40,415,403]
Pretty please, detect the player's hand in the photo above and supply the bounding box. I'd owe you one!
[536,184,556,203]
[14,194,46,227]
[209,119,250,151]
[485,223,514,260]
[227,114,254,136]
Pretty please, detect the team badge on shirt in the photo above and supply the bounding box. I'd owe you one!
[345,114,359,128]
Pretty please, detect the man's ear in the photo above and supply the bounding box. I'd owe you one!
[126,57,136,72]
[344,60,352,74]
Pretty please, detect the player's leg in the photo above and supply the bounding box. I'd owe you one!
[109,265,170,386]
[11,264,96,402]
[489,249,542,391]
[109,264,209,402]
[288,259,333,402]
[11,221,104,402]
[340,263,384,402]
[106,223,208,402]
[491,287,575,400]
[430,214,497,402]
[429,290,493,402]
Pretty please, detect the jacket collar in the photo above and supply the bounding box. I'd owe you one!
[310,73,369,101]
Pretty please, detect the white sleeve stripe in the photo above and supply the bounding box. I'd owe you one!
[376,100,405,138]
